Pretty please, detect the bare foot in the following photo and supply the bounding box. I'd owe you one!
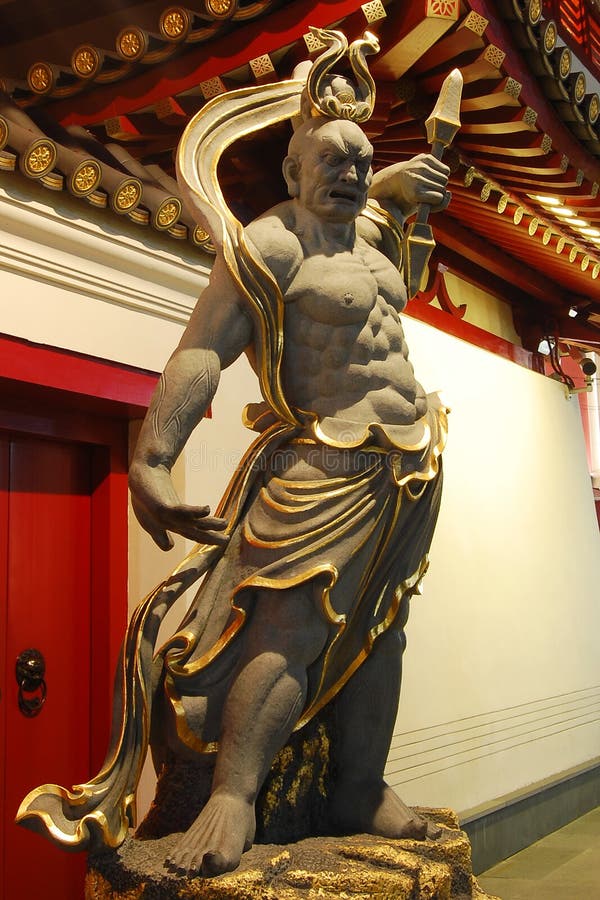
[330,779,441,840]
[165,791,256,877]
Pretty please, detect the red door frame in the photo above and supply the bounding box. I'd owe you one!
[0,334,158,774]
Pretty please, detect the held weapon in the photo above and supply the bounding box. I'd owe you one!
[404,68,463,299]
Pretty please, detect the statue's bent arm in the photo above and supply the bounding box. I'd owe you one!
[368,154,451,226]
[129,253,254,550]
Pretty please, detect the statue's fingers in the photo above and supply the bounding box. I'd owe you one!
[417,187,447,206]
[435,191,451,211]
[133,502,175,551]
[152,528,175,552]
[194,515,228,530]
[416,168,448,188]
[421,154,451,175]
[190,528,230,547]
[423,194,450,216]
[173,505,228,529]
[197,531,229,547]
[178,504,211,516]
[168,517,230,545]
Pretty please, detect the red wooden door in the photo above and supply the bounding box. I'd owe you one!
[1,434,93,900]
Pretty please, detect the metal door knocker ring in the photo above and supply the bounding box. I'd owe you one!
[16,649,47,718]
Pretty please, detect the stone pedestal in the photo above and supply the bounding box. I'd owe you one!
[86,808,500,899]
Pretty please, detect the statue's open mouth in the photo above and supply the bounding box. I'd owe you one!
[330,189,359,202]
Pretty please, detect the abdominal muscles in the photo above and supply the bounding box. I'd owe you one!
[283,294,426,426]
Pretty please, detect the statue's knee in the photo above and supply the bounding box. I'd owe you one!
[299,615,329,665]
[276,605,328,665]
[254,586,328,665]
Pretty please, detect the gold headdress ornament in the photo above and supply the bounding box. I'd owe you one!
[304,27,380,123]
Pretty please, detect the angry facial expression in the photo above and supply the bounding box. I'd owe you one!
[288,119,374,223]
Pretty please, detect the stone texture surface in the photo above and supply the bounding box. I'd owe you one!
[86,808,501,899]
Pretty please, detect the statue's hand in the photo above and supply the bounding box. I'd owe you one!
[369,153,450,220]
[129,462,229,551]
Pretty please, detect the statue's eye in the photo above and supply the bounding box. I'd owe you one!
[324,153,342,167]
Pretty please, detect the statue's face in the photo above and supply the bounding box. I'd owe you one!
[292,120,373,223]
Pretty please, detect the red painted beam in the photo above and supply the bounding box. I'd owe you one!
[49,0,366,127]
[405,299,535,370]
[433,214,572,307]
[0,333,158,415]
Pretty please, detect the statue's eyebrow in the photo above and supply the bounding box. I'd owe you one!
[318,137,372,161]
[318,136,349,156]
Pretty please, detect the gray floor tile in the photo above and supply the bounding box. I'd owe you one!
[477,875,528,899]
[548,846,600,883]
[541,827,600,849]
[478,806,600,900]
[483,844,583,880]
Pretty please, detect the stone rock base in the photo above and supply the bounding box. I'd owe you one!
[86,808,500,900]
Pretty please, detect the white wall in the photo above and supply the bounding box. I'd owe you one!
[385,315,600,816]
[0,179,207,371]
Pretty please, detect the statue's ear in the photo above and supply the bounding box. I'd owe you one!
[283,155,300,198]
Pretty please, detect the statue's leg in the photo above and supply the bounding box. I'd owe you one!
[330,595,437,839]
[166,583,329,877]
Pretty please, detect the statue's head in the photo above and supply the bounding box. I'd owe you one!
[280,27,379,224]
[283,118,373,223]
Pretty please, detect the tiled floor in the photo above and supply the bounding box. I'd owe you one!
[477,806,600,900]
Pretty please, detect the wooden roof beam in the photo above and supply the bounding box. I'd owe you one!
[103,114,179,143]
[0,110,155,213]
[545,192,600,209]
[371,0,460,79]
[445,198,597,252]
[478,169,586,191]
[25,61,84,102]
[374,146,437,162]
[460,105,538,134]
[446,199,600,266]
[419,45,506,94]
[459,151,569,175]
[102,140,184,230]
[410,10,490,74]
[556,317,600,345]
[461,76,522,112]
[114,26,179,67]
[374,123,429,144]
[467,0,600,180]
[157,7,220,44]
[434,214,574,307]
[153,96,191,127]
[457,134,553,158]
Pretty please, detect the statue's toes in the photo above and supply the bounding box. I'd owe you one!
[165,851,193,875]
[166,843,209,876]
[426,819,442,840]
[201,850,236,878]
[406,816,428,840]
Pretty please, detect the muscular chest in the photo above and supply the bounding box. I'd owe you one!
[286,245,405,327]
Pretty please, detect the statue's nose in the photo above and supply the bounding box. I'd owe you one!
[341,163,358,183]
